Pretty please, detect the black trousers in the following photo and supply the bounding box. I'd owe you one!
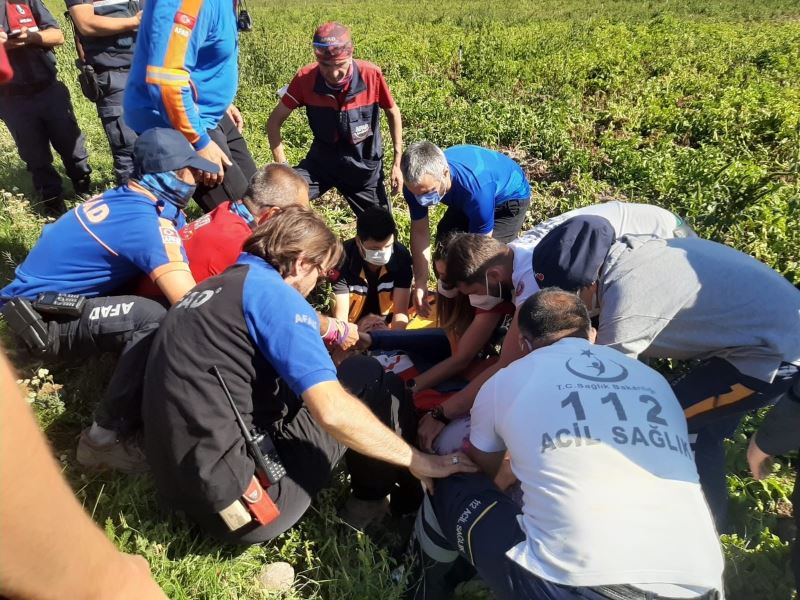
[192,112,258,213]
[435,198,531,245]
[95,69,137,186]
[41,295,166,433]
[0,80,91,201]
[192,355,421,545]
[295,154,391,216]
[340,355,423,515]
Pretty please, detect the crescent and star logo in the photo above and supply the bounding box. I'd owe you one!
[565,349,629,382]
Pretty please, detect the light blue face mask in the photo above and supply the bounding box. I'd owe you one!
[415,189,441,207]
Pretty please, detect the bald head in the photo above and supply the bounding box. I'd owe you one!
[242,163,310,217]
[517,288,592,349]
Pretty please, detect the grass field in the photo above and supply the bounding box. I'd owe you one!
[1,0,799,597]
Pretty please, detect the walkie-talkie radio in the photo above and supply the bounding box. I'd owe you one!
[210,366,284,529]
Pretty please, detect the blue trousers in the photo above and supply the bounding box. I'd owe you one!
[671,358,800,528]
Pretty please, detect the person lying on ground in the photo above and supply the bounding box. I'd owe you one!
[0,127,216,473]
[142,206,476,545]
[409,289,724,600]
[332,206,411,331]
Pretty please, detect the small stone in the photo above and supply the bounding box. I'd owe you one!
[258,561,294,593]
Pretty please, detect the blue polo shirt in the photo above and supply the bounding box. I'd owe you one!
[403,145,531,234]
[0,183,189,302]
[239,253,336,396]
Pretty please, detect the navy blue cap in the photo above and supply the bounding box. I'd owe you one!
[132,128,220,177]
[531,215,615,291]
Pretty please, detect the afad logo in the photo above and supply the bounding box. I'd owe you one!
[565,348,628,382]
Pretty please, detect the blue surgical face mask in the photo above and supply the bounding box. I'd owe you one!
[138,171,196,214]
[415,189,441,207]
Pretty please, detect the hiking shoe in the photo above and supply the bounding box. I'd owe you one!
[76,428,149,474]
[338,495,390,530]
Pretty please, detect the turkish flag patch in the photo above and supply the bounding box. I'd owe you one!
[174,11,197,28]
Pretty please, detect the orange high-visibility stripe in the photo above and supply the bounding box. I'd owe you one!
[161,86,201,144]
[150,261,191,281]
[683,383,755,420]
[157,0,205,141]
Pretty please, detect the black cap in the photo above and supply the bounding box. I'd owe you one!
[531,215,615,291]
[132,128,220,177]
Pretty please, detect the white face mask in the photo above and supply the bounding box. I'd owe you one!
[469,271,503,310]
[360,240,393,266]
[437,279,458,298]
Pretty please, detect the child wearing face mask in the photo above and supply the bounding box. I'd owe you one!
[332,207,412,331]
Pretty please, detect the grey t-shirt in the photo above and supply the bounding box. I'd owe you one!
[597,236,800,383]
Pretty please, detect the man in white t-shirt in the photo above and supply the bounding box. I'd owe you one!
[409,289,724,600]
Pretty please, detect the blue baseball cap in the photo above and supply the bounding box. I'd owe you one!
[531,215,615,291]
[132,128,220,177]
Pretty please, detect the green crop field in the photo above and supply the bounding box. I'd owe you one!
[1,0,799,598]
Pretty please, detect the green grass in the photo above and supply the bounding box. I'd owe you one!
[1,0,799,597]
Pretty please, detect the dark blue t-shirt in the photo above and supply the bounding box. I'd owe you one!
[403,145,531,234]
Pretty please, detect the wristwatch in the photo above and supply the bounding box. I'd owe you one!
[405,378,417,392]
[430,404,450,425]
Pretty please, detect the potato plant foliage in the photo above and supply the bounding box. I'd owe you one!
[0,0,798,598]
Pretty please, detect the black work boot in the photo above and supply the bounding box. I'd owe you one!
[40,193,68,218]
[72,175,93,201]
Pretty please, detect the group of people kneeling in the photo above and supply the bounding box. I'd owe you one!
[2,124,799,600]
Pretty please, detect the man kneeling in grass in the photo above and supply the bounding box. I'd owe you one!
[142,206,475,545]
[409,289,724,600]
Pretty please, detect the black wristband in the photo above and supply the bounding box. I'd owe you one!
[430,404,450,425]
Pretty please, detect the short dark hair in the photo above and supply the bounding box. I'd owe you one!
[241,163,309,214]
[356,207,396,242]
[243,206,342,278]
[517,288,591,344]
[442,233,506,286]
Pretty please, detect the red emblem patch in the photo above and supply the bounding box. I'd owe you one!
[534,272,544,282]
[174,11,197,28]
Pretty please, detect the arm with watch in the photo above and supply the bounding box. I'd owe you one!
[415,312,528,452]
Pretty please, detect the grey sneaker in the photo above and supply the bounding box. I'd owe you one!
[338,495,390,530]
[76,428,149,474]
